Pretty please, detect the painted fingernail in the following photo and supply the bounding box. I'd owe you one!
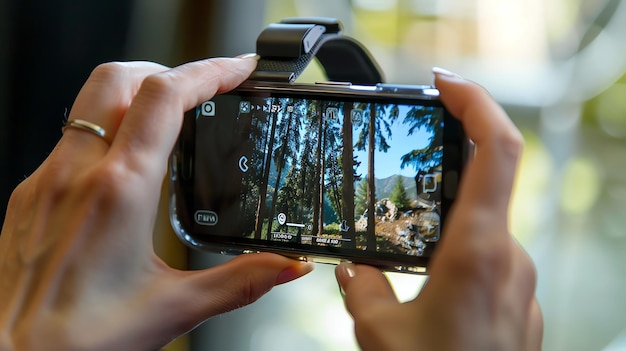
[432,66,462,78]
[275,262,314,285]
[237,53,260,60]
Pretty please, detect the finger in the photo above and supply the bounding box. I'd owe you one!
[174,253,313,327]
[57,62,169,162]
[507,240,542,350]
[423,69,524,291]
[526,298,544,351]
[336,263,398,319]
[510,239,538,305]
[111,56,258,179]
[434,68,523,218]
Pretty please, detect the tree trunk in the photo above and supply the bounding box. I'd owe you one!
[254,102,278,239]
[366,104,376,251]
[266,110,293,239]
[311,104,324,241]
[341,103,356,248]
[318,117,326,238]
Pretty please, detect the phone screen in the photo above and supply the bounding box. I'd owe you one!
[172,87,466,269]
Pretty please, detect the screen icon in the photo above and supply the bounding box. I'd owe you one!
[239,101,251,113]
[238,156,249,173]
[423,174,438,193]
[195,210,218,226]
[277,213,287,226]
[326,107,338,120]
[340,220,350,232]
[351,109,363,125]
[417,211,440,241]
[200,101,216,117]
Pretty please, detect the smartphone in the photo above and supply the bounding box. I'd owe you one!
[169,81,470,273]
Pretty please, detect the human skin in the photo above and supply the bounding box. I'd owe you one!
[0,56,314,351]
[336,69,544,351]
[0,57,543,350]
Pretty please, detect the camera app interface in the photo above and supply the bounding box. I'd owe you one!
[193,94,444,257]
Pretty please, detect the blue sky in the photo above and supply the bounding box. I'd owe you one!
[351,104,433,179]
[261,98,436,181]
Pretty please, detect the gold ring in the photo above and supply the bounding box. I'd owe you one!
[63,119,108,143]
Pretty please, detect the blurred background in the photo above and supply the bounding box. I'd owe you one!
[2,0,626,350]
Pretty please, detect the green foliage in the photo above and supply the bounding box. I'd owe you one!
[322,195,339,224]
[322,222,342,235]
[389,175,410,209]
[400,106,443,173]
[355,178,368,216]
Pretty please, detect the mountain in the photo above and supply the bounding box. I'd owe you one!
[365,175,418,201]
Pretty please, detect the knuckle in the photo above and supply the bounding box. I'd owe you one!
[519,249,537,278]
[34,160,74,200]
[516,247,538,292]
[441,223,513,285]
[8,178,28,202]
[80,161,132,207]
[90,61,131,84]
[463,82,525,161]
[4,179,34,224]
[497,128,524,160]
[190,58,225,77]
[195,57,223,71]
[140,72,179,101]
[444,249,505,286]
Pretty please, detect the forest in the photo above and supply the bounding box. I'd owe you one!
[238,97,443,255]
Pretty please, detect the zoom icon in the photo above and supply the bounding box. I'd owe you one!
[200,101,216,117]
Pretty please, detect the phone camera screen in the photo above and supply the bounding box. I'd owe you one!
[191,93,447,259]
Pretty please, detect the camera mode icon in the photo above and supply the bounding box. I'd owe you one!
[201,101,216,117]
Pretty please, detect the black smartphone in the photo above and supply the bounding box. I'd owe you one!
[169,81,470,273]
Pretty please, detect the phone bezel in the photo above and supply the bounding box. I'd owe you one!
[169,81,470,273]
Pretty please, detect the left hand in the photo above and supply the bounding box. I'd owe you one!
[0,56,313,351]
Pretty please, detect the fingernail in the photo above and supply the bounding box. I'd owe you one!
[338,263,356,279]
[237,53,260,61]
[432,66,462,79]
[275,262,314,285]
[336,263,356,299]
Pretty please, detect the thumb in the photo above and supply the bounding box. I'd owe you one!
[176,253,314,328]
[336,263,398,318]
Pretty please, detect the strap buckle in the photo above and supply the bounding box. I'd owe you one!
[251,17,384,85]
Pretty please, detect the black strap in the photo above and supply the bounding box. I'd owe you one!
[250,17,384,85]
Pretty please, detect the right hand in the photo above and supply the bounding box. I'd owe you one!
[336,68,543,351]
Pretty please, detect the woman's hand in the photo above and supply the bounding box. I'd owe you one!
[336,68,543,351]
[0,56,313,351]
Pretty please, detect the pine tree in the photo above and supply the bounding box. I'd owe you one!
[389,176,410,210]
